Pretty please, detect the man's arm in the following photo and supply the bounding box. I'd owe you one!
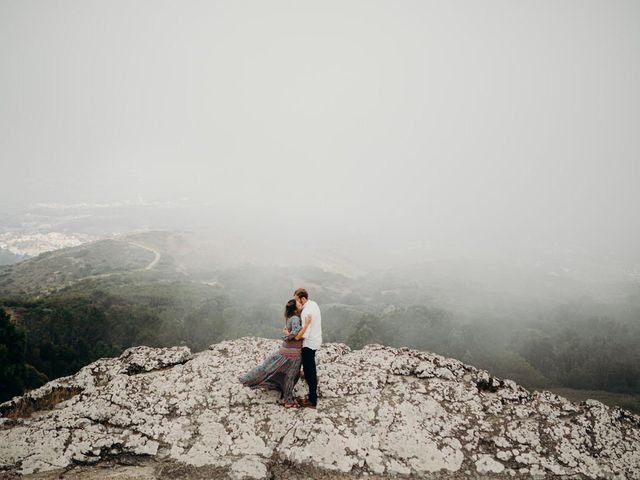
[295,313,313,340]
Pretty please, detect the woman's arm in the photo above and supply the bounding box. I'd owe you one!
[294,313,313,340]
[283,316,302,340]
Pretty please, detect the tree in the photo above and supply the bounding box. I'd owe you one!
[0,308,47,402]
[347,315,388,350]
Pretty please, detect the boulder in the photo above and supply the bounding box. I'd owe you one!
[1,338,639,479]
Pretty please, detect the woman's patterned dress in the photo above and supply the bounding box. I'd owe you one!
[238,315,303,403]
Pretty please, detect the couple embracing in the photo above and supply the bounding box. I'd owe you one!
[238,288,321,409]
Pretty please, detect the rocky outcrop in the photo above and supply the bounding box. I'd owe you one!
[1,337,639,479]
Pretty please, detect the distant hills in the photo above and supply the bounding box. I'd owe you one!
[0,248,27,266]
[0,237,159,297]
[0,230,638,413]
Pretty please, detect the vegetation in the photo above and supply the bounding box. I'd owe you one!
[0,248,26,266]
[0,238,157,297]
[1,233,638,413]
[0,309,47,402]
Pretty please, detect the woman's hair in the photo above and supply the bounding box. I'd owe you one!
[284,298,298,319]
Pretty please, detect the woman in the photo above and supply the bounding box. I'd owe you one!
[238,298,311,408]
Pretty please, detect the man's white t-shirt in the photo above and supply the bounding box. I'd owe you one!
[300,299,322,350]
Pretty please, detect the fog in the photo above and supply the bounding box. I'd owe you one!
[2,0,639,265]
[3,2,640,411]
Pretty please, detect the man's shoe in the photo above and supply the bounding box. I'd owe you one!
[298,398,317,409]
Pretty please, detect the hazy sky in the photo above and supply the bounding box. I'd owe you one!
[1,1,639,254]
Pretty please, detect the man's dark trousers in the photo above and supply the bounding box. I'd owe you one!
[301,347,318,405]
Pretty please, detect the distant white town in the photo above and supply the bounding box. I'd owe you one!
[0,231,98,257]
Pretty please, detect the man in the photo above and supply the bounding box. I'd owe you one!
[293,287,321,408]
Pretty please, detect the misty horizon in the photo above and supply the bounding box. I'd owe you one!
[2,0,640,264]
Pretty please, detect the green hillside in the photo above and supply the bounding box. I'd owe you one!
[0,239,155,297]
[1,231,638,414]
[0,248,27,266]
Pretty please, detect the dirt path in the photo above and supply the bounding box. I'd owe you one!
[126,241,161,271]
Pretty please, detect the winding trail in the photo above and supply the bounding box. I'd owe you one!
[126,241,161,271]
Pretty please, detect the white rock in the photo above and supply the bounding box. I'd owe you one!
[229,456,268,479]
[0,338,639,479]
[476,454,505,474]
